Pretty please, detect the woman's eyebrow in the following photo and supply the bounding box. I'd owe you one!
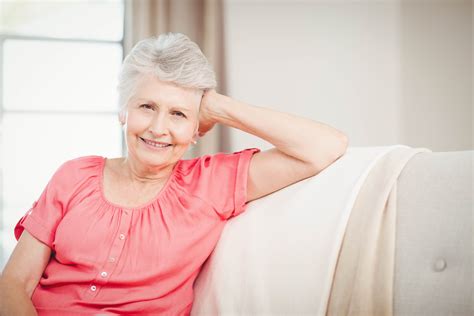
[135,98,156,104]
[134,98,192,112]
[170,106,191,113]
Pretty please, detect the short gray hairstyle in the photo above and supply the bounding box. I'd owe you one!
[117,33,217,111]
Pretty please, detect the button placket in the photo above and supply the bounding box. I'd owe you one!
[84,209,133,299]
[102,209,132,270]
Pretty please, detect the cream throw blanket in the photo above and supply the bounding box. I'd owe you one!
[326,146,430,316]
[192,145,430,316]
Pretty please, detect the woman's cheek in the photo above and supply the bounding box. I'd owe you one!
[136,116,156,134]
[173,121,196,141]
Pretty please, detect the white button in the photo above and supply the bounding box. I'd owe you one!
[100,271,108,278]
[90,285,97,291]
[119,234,125,240]
[109,257,116,263]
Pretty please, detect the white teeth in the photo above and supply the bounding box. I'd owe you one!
[142,138,170,148]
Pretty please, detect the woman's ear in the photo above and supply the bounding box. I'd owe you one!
[118,111,126,125]
[191,131,199,144]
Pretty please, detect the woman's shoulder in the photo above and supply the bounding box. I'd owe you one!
[176,152,219,175]
[180,147,260,168]
[59,155,105,170]
[51,155,105,182]
[64,155,105,164]
[175,148,260,180]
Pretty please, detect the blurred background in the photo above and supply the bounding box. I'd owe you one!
[0,0,472,269]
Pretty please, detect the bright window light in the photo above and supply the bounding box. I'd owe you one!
[0,0,124,269]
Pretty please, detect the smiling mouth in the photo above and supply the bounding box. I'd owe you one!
[140,137,173,148]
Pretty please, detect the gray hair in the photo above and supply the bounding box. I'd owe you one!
[117,33,217,111]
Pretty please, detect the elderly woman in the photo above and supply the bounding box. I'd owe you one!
[0,33,347,315]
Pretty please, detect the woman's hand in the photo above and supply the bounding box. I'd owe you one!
[198,89,220,137]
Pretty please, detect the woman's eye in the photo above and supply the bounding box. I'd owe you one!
[140,104,153,110]
[172,111,186,118]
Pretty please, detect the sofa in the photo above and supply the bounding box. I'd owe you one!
[191,146,473,316]
[394,150,472,315]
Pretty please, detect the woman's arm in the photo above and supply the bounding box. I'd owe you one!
[0,231,51,316]
[199,90,348,202]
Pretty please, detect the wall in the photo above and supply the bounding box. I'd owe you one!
[223,0,472,152]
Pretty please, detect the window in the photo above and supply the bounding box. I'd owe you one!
[0,0,125,269]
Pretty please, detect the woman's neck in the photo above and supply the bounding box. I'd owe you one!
[120,157,175,185]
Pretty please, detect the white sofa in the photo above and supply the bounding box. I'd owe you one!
[191,147,473,316]
[394,150,472,315]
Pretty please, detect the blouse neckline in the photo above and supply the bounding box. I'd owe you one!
[98,157,179,210]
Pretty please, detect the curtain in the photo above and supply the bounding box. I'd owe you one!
[123,0,228,157]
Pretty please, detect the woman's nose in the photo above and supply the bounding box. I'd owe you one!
[149,113,169,136]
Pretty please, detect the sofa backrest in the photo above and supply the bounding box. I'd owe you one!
[395,151,473,315]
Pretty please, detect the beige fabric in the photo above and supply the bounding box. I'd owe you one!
[192,146,407,315]
[123,0,227,157]
[326,146,431,316]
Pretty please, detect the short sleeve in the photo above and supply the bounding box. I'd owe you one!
[14,157,97,248]
[182,148,260,220]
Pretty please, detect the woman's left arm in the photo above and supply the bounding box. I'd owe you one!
[199,90,348,202]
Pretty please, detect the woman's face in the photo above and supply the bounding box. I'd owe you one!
[122,74,201,170]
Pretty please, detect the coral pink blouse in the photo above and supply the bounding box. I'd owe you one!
[14,148,260,315]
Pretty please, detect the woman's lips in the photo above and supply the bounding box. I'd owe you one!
[139,137,173,150]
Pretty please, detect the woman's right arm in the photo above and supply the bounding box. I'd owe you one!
[0,230,51,316]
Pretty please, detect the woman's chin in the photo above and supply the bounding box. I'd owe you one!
[135,147,185,168]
